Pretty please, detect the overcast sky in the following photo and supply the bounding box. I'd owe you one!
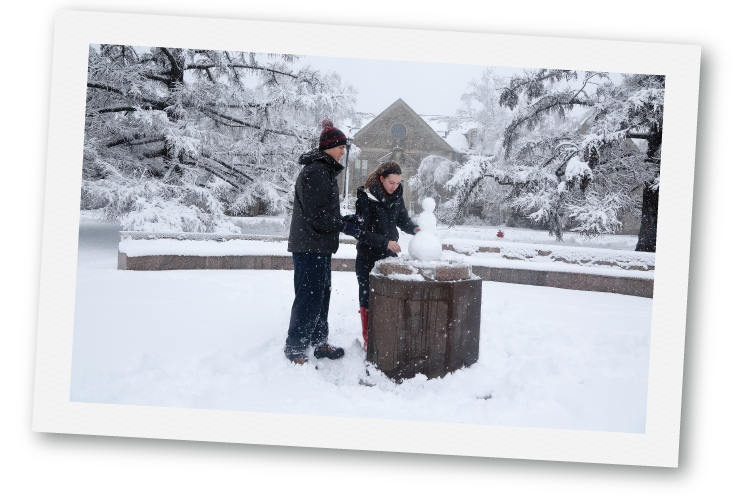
[300,55,526,117]
[123,46,615,119]
[122,45,523,116]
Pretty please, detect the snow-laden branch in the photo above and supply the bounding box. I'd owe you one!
[87,82,168,110]
[203,108,299,137]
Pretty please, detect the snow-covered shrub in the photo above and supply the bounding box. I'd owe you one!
[120,196,239,233]
[408,155,456,210]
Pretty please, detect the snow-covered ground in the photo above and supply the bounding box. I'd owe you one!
[71,219,652,433]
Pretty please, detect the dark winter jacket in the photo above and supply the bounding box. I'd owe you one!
[287,149,345,254]
[355,182,418,260]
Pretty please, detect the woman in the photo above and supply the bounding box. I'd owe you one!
[354,162,420,349]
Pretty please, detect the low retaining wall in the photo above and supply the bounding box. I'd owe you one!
[119,253,356,272]
[470,266,652,298]
[118,231,291,242]
[117,232,653,298]
[443,241,654,272]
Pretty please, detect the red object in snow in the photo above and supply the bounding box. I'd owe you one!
[360,306,369,351]
[497,230,504,238]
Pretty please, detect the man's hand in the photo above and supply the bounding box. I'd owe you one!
[387,241,401,253]
[343,221,361,238]
[342,214,363,226]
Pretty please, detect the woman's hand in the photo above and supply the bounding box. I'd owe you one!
[387,241,402,253]
[414,227,420,233]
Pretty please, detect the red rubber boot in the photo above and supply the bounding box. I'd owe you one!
[360,307,369,351]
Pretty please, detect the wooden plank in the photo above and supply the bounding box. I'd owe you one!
[465,281,482,366]
[405,299,424,379]
[368,291,401,373]
[426,300,448,379]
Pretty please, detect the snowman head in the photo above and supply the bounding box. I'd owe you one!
[422,197,436,213]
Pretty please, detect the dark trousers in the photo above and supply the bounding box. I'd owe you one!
[355,252,381,309]
[285,253,332,357]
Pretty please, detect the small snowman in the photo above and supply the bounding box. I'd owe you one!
[408,197,443,261]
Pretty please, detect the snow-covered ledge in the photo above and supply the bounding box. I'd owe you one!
[117,232,653,298]
[117,231,357,273]
[442,239,655,272]
[118,231,357,244]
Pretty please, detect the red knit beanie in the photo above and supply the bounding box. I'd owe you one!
[319,118,347,150]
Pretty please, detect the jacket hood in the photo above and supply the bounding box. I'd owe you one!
[363,182,404,206]
[299,148,340,167]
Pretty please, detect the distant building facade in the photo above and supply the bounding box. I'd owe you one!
[341,99,464,211]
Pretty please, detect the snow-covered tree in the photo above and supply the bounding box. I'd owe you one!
[446,69,663,251]
[82,45,358,232]
[409,69,514,225]
[407,155,464,225]
[408,155,456,202]
[453,68,511,156]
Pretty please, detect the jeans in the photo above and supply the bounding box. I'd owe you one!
[285,253,332,358]
[355,252,381,309]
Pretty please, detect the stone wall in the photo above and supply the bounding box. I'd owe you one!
[470,266,653,298]
[118,252,652,298]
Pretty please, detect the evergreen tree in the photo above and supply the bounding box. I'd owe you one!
[445,69,663,251]
[83,45,358,232]
[407,155,457,207]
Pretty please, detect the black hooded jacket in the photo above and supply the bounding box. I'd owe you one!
[287,149,345,254]
[355,182,418,260]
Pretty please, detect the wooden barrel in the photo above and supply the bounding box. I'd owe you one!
[366,265,482,381]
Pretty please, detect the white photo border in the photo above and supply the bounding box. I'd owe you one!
[33,10,700,467]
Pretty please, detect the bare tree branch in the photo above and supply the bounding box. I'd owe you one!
[625,132,656,140]
[207,156,255,182]
[106,136,165,148]
[87,82,168,109]
[160,47,179,73]
[143,73,171,84]
[203,108,299,137]
[196,158,242,189]
[92,106,138,114]
[503,95,592,158]
[186,62,299,80]
[504,69,578,96]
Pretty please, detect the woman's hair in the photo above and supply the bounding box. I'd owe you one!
[364,161,402,190]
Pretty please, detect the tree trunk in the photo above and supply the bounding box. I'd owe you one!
[635,184,659,252]
[635,128,662,253]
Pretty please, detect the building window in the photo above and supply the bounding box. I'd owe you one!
[467,128,478,147]
[354,159,368,180]
[391,123,406,139]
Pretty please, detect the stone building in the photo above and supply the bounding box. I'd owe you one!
[341,99,463,211]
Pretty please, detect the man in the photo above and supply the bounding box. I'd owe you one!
[285,118,361,365]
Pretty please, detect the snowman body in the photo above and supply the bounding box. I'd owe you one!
[408,198,442,261]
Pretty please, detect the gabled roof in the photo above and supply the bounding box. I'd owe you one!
[353,98,456,153]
